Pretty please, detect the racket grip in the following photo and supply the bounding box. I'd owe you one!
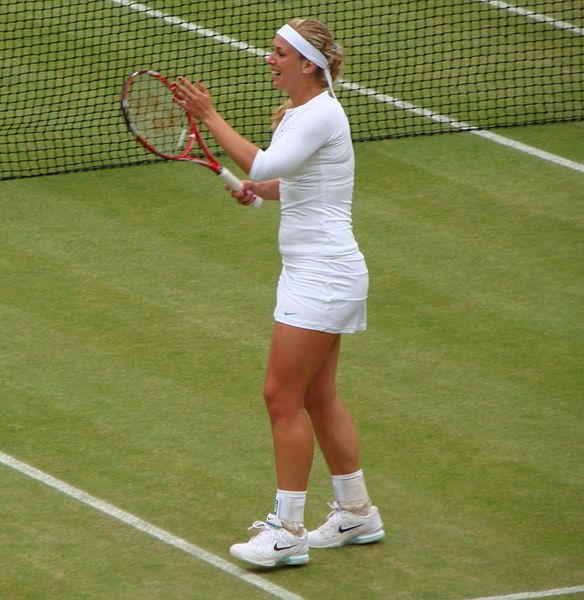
[218,167,263,209]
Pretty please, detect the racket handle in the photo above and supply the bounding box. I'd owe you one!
[218,167,263,209]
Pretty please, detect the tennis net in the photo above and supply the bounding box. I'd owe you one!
[1,0,582,180]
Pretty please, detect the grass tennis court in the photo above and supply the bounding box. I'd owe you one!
[1,0,583,597]
[1,121,583,599]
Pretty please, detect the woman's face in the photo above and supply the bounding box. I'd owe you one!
[266,35,306,93]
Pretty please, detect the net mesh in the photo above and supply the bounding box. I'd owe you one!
[1,0,582,180]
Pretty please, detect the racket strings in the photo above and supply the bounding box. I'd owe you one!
[128,76,190,157]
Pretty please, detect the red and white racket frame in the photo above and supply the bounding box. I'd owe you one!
[121,69,262,208]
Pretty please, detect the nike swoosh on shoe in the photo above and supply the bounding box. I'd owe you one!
[273,543,297,551]
[338,524,365,533]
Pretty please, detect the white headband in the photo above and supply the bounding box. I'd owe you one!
[276,24,336,98]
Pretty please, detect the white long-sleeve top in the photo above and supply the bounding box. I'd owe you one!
[249,91,360,259]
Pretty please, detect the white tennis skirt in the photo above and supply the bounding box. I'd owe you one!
[274,252,368,334]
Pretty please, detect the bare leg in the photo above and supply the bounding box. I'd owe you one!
[263,323,339,491]
[304,336,362,476]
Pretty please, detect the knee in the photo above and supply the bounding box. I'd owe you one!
[304,384,337,416]
[263,378,301,423]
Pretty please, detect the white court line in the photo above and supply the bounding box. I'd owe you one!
[112,0,268,57]
[463,585,584,600]
[339,82,584,175]
[0,451,304,600]
[473,0,584,36]
[111,0,584,176]
[3,455,583,600]
[470,129,584,174]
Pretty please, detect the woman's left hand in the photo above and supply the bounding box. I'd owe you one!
[172,77,215,123]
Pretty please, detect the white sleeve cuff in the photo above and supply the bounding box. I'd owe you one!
[249,148,266,181]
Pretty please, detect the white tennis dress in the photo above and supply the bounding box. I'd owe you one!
[250,91,368,333]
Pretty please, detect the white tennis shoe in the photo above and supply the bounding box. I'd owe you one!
[229,514,309,567]
[308,502,385,549]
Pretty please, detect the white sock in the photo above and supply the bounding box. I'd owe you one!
[332,469,370,508]
[274,489,306,525]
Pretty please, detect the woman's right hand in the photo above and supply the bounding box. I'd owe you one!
[225,180,260,206]
[226,178,281,203]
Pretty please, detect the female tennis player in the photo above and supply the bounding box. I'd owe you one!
[173,18,384,567]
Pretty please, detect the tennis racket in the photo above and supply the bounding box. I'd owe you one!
[120,69,262,208]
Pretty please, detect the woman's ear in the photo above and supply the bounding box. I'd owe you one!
[301,59,318,75]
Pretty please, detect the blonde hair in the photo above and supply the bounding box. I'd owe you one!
[271,19,344,130]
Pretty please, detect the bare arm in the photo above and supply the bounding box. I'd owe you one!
[248,179,280,200]
[227,178,280,206]
[173,77,259,174]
